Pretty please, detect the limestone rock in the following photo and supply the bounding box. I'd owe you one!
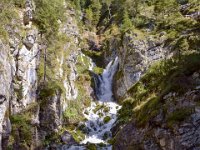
[112,32,170,100]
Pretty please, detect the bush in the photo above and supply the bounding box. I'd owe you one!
[10,113,33,147]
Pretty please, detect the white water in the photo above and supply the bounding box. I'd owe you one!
[81,101,121,145]
[61,57,121,150]
[94,57,119,101]
[81,57,121,145]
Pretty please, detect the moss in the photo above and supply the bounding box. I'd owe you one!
[93,66,104,74]
[63,100,85,124]
[93,104,105,114]
[43,131,62,146]
[108,138,116,144]
[82,49,104,67]
[134,97,160,127]
[103,106,110,113]
[118,98,134,124]
[115,70,124,80]
[86,143,97,150]
[103,116,111,124]
[69,129,85,143]
[64,125,86,143]
[39,81,62,100]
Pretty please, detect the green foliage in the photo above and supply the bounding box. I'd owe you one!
[34,0,65,36]
[85,8,93,25]
[118,98,134,124]
[121,10,133,32]
[39,81,63,109]
[0,0,19,41]
[63,100,85,124]
[83,0,102,27]
[90,0,102,25]
[10,113,33,147]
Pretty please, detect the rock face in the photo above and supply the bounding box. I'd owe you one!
[10,28,39,114]
[39,90,62,140]
[117,34,165,99]
[0,1,89,149]
[0,40,12,150]
[113,72,200,150]
[0,0,40,148]
[106,32,171,100]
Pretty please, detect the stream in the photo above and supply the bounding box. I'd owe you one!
[60,56,121,150]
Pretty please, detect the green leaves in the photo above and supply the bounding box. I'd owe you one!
[34,0,65,36]
[121,10,133,32]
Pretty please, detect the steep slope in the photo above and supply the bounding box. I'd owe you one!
[0,0,94,149]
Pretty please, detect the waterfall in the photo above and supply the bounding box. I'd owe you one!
[80,57,121,145]
[94,57,119,102]
[61,57,121,150]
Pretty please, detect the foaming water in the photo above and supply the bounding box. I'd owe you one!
[81,101,121,144]
[80,57,121,146]
[94,57,119,101]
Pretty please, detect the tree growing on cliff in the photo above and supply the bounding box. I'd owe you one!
[121,10,133,32]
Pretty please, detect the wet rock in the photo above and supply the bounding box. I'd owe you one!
[61,131,77,145]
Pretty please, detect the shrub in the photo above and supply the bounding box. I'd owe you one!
[0,0,19,41]
[10,113,33,147]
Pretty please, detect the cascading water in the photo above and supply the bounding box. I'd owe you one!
[81,57,121,147]
[61,56,121,150]
[94,57,119,101]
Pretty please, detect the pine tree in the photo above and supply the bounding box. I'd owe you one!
[121,10,133,32]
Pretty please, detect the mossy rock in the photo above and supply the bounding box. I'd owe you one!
[103,116,111,124]
[93,67,104,74]
[86,143,97,150]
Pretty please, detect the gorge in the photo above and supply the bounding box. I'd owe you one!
[0,0,200,150]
